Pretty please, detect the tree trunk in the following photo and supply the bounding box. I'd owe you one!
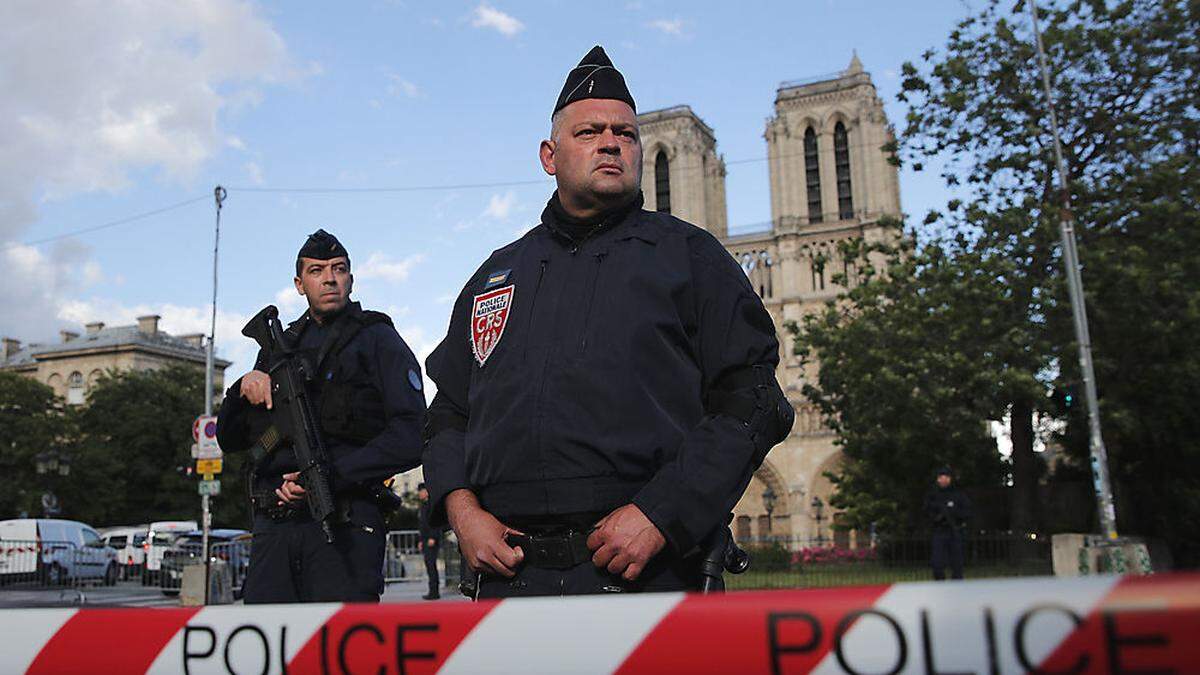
[1009,399,1038,533]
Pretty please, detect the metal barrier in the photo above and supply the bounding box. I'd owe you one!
[383,529,421,582]
[0,538,120,600]
[158,540,251,597]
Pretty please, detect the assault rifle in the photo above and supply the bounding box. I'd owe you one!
[699,515,750,593]
[242,305,339,543]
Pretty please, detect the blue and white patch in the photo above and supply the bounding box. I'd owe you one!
[407,369,423,391]
[483,268,511,291]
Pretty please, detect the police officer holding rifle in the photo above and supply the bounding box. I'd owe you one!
[217,230,425,603]
[423,46,792,597]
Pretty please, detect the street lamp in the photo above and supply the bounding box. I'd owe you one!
[35,450,70,517]
[761,487,777,542]
[811,496,825,547]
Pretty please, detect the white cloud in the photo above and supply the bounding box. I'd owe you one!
[647,18,685,36]
[244,161,264,186]
[0,240,100,341]
[355,252,426,284]
[0,1,294,241]
[226,136,247,151]
[482,191,517,220]
[471,3,524,37]
[273,285,308,316]
[386,74,422,99]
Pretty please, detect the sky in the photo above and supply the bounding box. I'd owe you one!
[2,0,974,399]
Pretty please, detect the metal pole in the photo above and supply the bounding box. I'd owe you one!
[1027,0,1118,540]
[202,185,226,602]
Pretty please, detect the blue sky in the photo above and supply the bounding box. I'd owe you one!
[3,1,971,394]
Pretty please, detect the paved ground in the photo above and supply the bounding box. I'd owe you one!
[0,578,467,609]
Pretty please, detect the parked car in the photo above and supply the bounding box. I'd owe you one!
[99,525,148,580]
[160,529,251,597]
[0,519,119,586]
[141,520,197,584]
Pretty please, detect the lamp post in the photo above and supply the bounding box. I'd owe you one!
[761,487,777,542]
[35,449,70,517]
[811,496,825,547]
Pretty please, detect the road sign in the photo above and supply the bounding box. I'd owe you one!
[198,480,221,496]
[194,415,222,459]
[196,458,223,477]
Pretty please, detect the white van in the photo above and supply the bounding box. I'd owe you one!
[99,525,148,579]
[0,519,119,585]
[142,520,197,583]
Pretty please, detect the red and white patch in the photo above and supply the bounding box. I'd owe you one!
[471,285,515,366]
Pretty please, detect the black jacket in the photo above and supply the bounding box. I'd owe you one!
[924,485,972,533]
[417,500,441,546]
[423,194,790,554]
[217,302,426,526]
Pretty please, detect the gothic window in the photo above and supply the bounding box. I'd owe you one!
[654,151,671,214]
[812,254,827,291]
[804,128,822,223]
[759,251,773,298]
[835,122,854,220]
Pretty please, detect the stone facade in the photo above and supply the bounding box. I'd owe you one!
[0,315,229,407]
[637,55,901,547]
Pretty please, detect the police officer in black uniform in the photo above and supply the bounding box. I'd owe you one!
[924,466,972,580]
[416,482,442,600]
[216,229,426,603]
[422,46,793,597]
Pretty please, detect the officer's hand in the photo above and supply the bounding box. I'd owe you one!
[446,489,525,578]
[239,370,273,409]
[587,504,666,582]
[275,471,306,506]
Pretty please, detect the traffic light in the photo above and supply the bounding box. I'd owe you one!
[1050,383,1081,414]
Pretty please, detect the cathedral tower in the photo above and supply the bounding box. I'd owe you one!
[636,105,728,237]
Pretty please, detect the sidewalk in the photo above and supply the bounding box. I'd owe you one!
[382,580,470,603]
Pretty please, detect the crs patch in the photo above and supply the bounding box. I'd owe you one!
[471,284,514,367]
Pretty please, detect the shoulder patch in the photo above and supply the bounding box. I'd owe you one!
[470,285,515,367]
[407,369,423,391]
[483,269,511,291]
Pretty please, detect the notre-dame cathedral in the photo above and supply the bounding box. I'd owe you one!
[637,55,902,547]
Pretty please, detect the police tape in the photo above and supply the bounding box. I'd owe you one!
[2,573,1197,674]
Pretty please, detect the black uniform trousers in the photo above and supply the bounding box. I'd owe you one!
[931,529,965,581]
[422,541,440,596]
[242,516,385,604]
[476,550,701,598]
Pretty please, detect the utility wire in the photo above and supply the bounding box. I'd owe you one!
[14,195,210,247]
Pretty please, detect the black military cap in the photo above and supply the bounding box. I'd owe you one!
[297,228,349,262]
[936,465,953,477]
[552,45,636,117]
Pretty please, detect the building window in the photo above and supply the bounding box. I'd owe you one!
[736,515,752,542]
[804,127,822,223]
[655,151,671,214]
[835,122,853,220]
[812,254,826,291]
[67,371,84,405]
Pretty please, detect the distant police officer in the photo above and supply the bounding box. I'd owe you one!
[423,46,793,597]
[217,229,426,603]
[416,482,442,600]
[924,466,972,580]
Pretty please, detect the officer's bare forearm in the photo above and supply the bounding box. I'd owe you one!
[445,488,483,531]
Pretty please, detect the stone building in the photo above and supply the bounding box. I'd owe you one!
[0,314,229,406]
[638,55,902,546]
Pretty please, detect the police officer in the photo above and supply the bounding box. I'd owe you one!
[216,229,426,603]
[423,46,793,597]
[416,482,442,600]
[924,466,972,580]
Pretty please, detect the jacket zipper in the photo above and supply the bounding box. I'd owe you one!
[579,251,607,354]
[523,260,547,361]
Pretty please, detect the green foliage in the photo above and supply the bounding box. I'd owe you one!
[795,0,1200,563]
[0,372,70,518]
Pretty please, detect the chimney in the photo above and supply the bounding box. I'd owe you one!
[179,333,205,349]
[60,330,80,343]
[85,322,105,335]
[2,337,20,360]
[137,314,161,336]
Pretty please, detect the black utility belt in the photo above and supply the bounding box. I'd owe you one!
[250,490,303,521]
[505,530,593,570]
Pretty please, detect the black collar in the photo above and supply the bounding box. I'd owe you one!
[540,191,644,247]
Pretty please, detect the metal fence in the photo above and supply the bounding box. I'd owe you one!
[384,530,466,591]
[726,533,1052,589]
[158,539,252,596]
[0,539,120,595]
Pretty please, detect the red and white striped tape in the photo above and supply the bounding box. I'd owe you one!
[2,573,1197,674]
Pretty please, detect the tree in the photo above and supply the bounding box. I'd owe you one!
[0,373,71,518]
[795,0,1200,562]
